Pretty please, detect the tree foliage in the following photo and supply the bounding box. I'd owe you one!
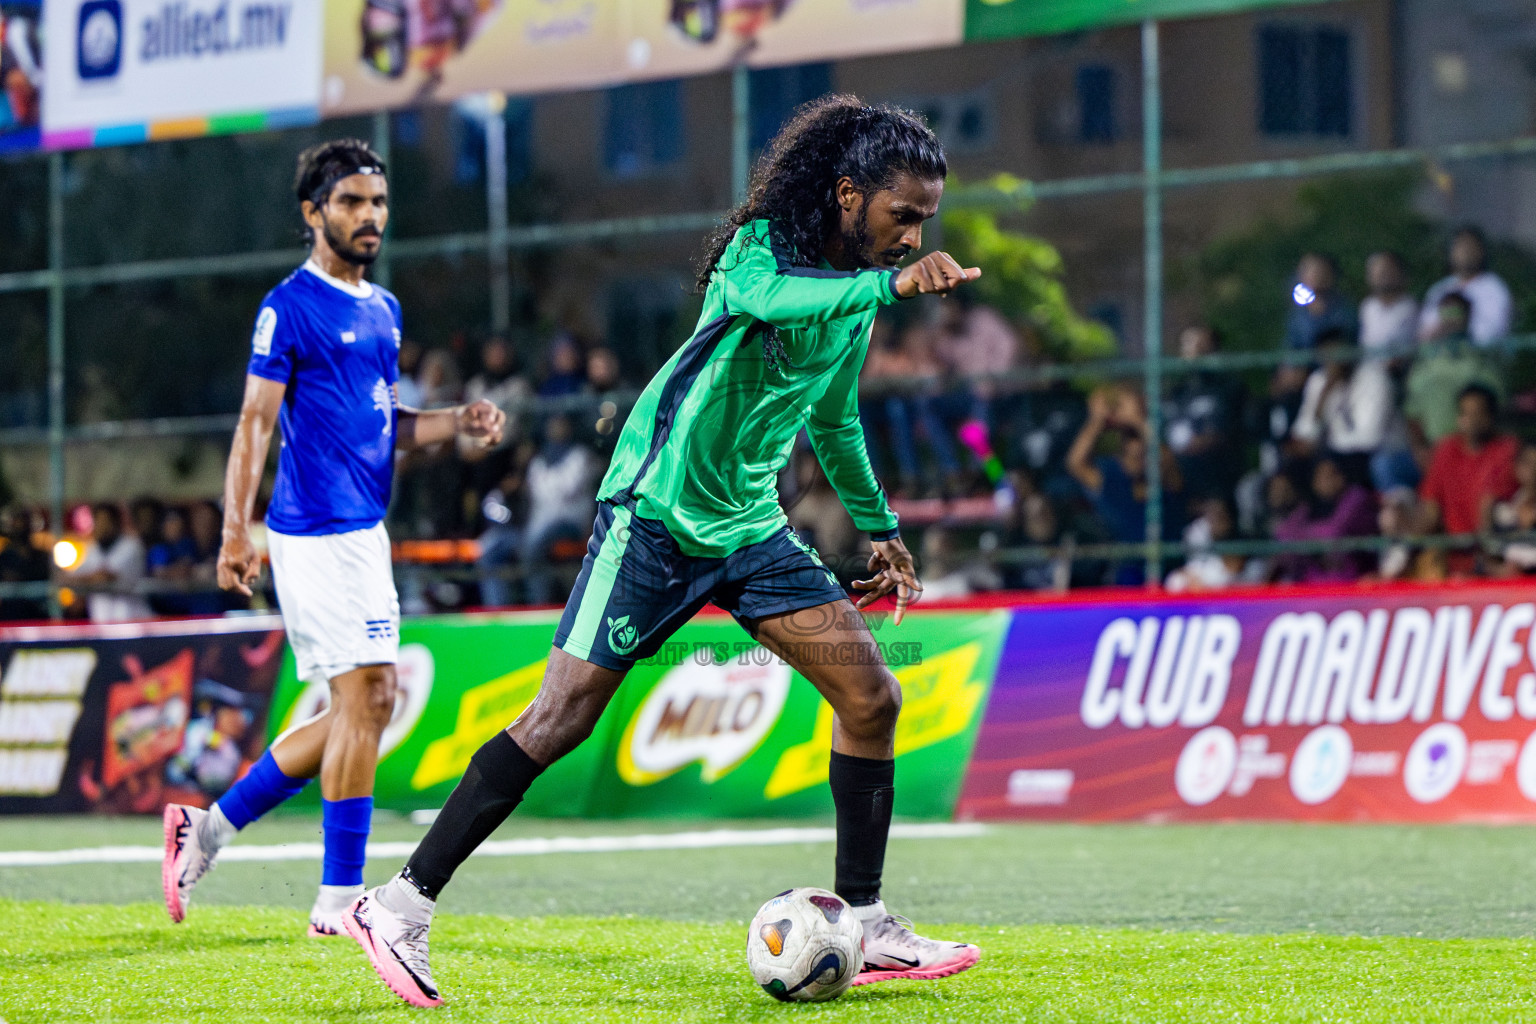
[942,176,1116,362]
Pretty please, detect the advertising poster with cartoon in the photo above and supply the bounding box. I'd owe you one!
[959,583,1536,823]
[0,0,42,153]
[321,0,962,116]
[0,618,286,814]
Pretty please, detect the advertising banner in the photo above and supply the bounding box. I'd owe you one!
[42,0,321,150]
[267,607,1008,818]
[321,0,962,116]
[964,0,1335,42]
[959,583,1536,823]
[0,616,286,814]
[0,1,43,153]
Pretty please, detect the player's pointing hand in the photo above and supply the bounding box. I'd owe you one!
[893,251,981,299]
[456,399,506,448]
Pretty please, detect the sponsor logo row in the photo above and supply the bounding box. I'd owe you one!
[1013,723,1536,810]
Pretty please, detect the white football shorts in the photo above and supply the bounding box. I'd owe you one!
[268,522,400,685]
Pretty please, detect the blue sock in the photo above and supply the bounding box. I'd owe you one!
[215,751,309,831]
[322,796,373,888]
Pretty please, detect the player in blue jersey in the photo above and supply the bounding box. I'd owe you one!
[160,139,505,938]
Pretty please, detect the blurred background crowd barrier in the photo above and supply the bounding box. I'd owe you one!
[3,0,1536,621]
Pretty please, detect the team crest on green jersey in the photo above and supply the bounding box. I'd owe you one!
[607,615,640,656]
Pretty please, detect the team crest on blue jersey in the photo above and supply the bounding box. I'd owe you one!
[372,378,392,435]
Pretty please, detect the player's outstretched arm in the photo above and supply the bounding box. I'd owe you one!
[396,398,505,452]
[217,374,285,597]
[724,238,895,329]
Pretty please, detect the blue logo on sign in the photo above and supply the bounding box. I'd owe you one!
[77,0,123,80]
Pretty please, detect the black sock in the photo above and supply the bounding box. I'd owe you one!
[403,731,543,899]
[829,751,895,907]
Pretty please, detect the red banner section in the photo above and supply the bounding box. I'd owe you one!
[958,582,1536,822]
[0,617,286,815]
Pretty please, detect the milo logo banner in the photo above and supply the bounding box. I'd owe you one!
[959,583,1536,822]
[268,609,1009,819]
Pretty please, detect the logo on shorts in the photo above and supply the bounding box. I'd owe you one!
[607,615,640,656]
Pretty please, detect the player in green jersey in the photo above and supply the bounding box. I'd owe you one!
[344,95,984,1007]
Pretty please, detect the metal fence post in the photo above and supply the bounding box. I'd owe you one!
[372,109,392,290]
[485,92,511,335]
[732,65,751,202]
[47,152,66,619]
[1141,19,1165,588]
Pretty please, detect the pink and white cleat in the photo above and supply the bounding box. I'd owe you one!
[308,910,344,938]
[342,882,444,1008]
[161,803,217,924]
[851,904,981,986]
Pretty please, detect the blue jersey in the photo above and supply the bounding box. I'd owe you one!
[247,262,403,536]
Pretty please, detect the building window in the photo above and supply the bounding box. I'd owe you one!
[1075,64,1118,144]
[750,63,832,150]
[504,98,533,185]
[1258,24,1353,138]
[449,98,532,186]
[605,80,685,178]
[895,89,995,153]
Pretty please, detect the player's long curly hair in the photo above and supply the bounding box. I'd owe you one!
[695,95,946,371]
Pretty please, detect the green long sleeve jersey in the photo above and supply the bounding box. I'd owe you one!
[597,220,904,558]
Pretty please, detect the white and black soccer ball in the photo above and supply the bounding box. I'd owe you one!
[746,887,864,1002]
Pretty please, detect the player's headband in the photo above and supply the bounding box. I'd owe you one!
[309,164,386,206]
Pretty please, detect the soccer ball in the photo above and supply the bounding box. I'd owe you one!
[746,887,864,1002]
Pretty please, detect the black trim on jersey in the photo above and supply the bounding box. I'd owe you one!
[606,310,737,508]
[767,231,863,279]
[765,229,900,295]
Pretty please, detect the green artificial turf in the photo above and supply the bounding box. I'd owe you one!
[2,901,1534,1024]
[4,818,1536,1022]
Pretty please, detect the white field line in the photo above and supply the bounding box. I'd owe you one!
[0,822,987,868]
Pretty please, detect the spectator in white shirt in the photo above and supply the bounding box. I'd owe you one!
[1359,251,1418,355]
[1417,227,1512,346]
[70,503,152,623]
[521,413,599,605]
[1291,333,1416,492]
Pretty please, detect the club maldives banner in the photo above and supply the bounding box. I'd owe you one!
[0,616,286,814]
[958,583,1536,823]
[320,0,964,116]
[40,0,322,150]
[266,608,1008,819]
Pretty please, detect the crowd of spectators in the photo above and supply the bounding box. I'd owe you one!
[0,498,238,623]
[841,225,1531,595]
[0,225,1530,621]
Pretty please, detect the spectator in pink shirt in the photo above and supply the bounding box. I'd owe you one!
[1272,455,1377,582]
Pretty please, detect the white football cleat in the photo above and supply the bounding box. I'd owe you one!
[308,908,344,938]
[852,905,981,986]
[342,883,444,1008]
[161,804,218,924]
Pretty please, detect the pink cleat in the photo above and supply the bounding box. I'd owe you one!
[161,803,217,924]
[342,886,444,1008]
[851,907,981,986]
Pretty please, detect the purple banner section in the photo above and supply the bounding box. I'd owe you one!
[960,583,1536,823]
